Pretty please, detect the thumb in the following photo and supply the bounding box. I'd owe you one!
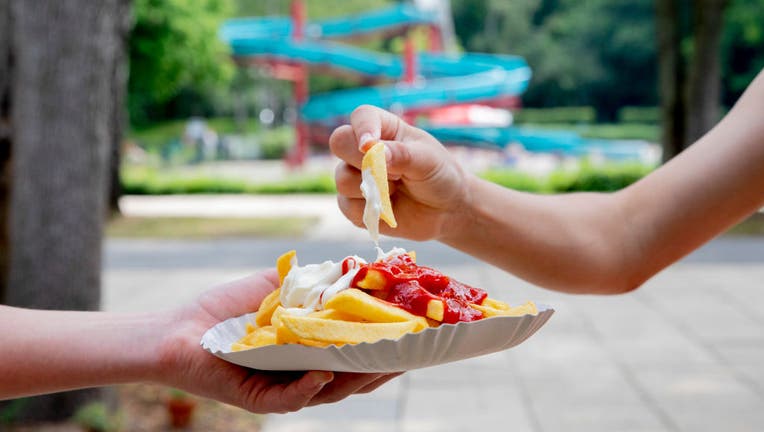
[384,138,451,183]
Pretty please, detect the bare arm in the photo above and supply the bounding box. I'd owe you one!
[332,71,764,294]
[0,271,398,412]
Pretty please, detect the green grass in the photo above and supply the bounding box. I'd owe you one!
[725,213,764,236]
[106,216,318,239]
[122,161,654,196]
[121,166,336,195]
[516,122,660,142]
[480,161,655,193]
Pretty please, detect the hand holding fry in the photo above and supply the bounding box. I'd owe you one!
[331,105,472,241]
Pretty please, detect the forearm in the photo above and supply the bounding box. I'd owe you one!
[443,72,764,294]
[442,175,632,294]
[620,72,764,285]
[0,305,168,399]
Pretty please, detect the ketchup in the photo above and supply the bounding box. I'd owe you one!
[349,253,487,324]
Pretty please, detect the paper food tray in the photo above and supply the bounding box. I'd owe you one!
[201,304,553,373]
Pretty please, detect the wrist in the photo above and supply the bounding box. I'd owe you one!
[437,172,482,244]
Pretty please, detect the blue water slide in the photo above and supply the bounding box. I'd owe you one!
[222,5,650,159]
[222,4,438,40]
[221,4,532,122]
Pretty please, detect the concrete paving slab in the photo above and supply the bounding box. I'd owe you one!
[102,233,764,432]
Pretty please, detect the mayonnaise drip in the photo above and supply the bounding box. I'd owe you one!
[360,168,382,244]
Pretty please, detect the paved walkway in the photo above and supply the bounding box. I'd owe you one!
[120,194,370,241]
[107,195,764,431]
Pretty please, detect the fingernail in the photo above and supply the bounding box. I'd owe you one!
[359,133,374,151]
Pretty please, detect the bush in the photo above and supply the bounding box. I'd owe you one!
[259,127,295,160]
[479,170,548,193]
[514,106,596,124]
[618,106,660,124]
[550,163,653,192]
[72,402,119,432]
[121,166,336,195]
[480,162,653,193]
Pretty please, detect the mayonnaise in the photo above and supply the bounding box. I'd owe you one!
[376,246,406,261]
[360,168,382,244]
[280,255,366,313]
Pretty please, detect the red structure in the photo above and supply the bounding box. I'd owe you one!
[287,0,309,167]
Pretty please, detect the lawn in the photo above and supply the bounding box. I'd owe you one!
[106,216,319,239]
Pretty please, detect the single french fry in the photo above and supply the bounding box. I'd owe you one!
[407,251,416,263]
[231,342,253,352]
[272,307,301,344]
[426,299,445,322]
[276,250,296,285]
[255,288,281,327]
[361,142,397,228]
[298,338,332,348]
[245,322,256,334]
[280,314,418,345]
[355,269,387,290]
[308,308,363,322]
[482,297,511,310]
[471,300,538,317]
[235,326,277,350]
[324,289,428,331]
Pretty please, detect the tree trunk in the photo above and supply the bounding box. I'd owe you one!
[685,0,728,145]
[655,0,686,162]
[0,0,120,421]
[107,0,133,216]
[0,0,11,304]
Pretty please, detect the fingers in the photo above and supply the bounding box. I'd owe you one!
[350,105,407,151]
[250,370,334,414]
[336,195,365,228]
[335,163,363,199]
[355,372,403,394]
[307,372,387,406]
[330,125,363,169]
[196,270,280,321]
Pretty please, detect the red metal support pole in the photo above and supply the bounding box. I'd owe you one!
[402,33,418,124]
[288,0,308,167]
[427,24,443,52]
[403,35,417,84]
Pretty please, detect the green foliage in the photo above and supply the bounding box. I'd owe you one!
[0,399,27,425]
[72,402,119,432]
[481,162,654,193]
[514,106,596,124]
[722,0,764,105]
[549,162,653,192]
[452,0,658,119]
[122,162,650,196]
[129,0,235,125]
[259,127,295,160]
[511,120,660,142]
[121,166,337,195]
[618,106,660,124]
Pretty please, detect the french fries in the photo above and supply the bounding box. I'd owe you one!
[232,250,538,351]
[362,142,397,228]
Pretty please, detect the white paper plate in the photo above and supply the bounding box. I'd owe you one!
[201,304,553,373]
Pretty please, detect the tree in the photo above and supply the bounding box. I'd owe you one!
[656,0,729,161]
[128,0,234,125]
[108,0,133,215]
[451,0,658,120]
[0,0,126,421]
[720,0,764,106]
